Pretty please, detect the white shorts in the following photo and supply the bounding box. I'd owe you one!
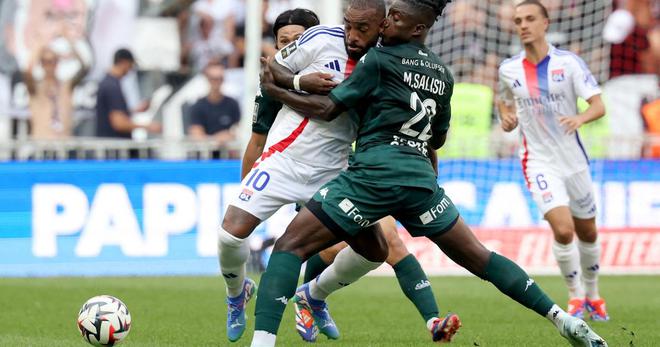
[523,164,597,219]
[229,153,344,221]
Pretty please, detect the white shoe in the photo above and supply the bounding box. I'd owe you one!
[560,316,608,347]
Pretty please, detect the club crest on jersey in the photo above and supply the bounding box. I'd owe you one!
[239,188,254,202]
[542,191,553,203]
[552,69,565,82]
[281,41,298,59]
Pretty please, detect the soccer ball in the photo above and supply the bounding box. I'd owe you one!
[77,295,131,346]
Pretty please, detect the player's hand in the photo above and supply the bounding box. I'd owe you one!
[558,115,584,134]
[259,57,276,93]
[500,112,518,132]
[300,72,338,95]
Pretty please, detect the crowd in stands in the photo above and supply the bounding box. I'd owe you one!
[0,0,657,159]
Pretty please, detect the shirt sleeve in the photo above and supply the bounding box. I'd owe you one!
[328,49,380,109]
[274,31,322,73]
[431,70,454,137]
[229,97,241,126]
[252,85,282,134]
[107,83,129,113]
[570,55,601,101]
[497,66,515,106]
[189,100,204,127]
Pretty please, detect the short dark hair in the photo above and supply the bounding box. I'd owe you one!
[348,0,387,18]
[273,8,320,37]
[516,0,549,19]
[113,48,135,65]
[402,0,452,23]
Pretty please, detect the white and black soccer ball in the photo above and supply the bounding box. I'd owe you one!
[77,295,131,346]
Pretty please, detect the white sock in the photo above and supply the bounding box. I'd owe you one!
[218,226,250,298]
[309,247,383,301]
[250,330,276,347]
[552,240,585,298]
[426,317,440,331]
[546,304,571,330]
[578,239,601,300]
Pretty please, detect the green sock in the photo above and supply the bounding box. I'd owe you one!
[393,254,440,322]
[303,253,330,283]
[254,251,302,334]
[483,252,554,317]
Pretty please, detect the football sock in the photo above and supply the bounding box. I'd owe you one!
[309,247,383,301]
[303,253,330,283]
[545,304,572,330]
[254,251,302,335]
[218,226,250,298]
[552,240,585,298]
[483,252,555,317]
[393,254,440,322]
[250,330,277,347]
[578,239,601,300]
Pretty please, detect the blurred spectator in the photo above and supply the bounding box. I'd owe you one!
[607,0,659,77]
[96,49,160,138]
[184,0,238,72]
[188,63,240,147]
[231,2,277,68]
[641,82,660,157]
[22,33,88,140]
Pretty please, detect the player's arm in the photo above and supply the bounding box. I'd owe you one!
[241,133,267,179]
[496,70,518,132]
[558,58,605,134]
[261,78,344,121]
[269,58,338,95]
[429,71,454,151]
[241,87,281,178]
[270,35,337,95]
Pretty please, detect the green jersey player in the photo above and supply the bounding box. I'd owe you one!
[250,1,608,346]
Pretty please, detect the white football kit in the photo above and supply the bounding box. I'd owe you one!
[498,45,601,218]
[231,25,358,220]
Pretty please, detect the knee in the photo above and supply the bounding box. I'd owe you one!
[552,224,575,244]
[319,242,347,263]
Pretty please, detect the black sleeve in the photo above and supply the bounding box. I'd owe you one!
[190,100,205,127]
[108,82,129,113]
[252,87,282,134]
[230,97,241,126]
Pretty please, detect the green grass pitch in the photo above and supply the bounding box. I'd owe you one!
[0,275,657,346]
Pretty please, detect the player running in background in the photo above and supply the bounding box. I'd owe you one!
[497,0,608,321]
[253,0,607,346]
[220,3,445,343]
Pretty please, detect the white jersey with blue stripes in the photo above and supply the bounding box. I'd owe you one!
[498,45,601,173]
[257,25,356,170]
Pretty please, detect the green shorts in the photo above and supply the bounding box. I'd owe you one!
[307,171,460,238]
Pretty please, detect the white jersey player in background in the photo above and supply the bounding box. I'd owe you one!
[497,0,609,321]
[219,1,447,343]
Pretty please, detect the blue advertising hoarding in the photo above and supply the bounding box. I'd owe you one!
[0,160,658,276]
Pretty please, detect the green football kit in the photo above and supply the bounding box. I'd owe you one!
[308,41,460,237]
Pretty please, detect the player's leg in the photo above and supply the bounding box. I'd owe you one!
[379,216,442,332]
[567,170,608,321]
[545,207,586,317]
[529,169,585,317]
[426,217,607,346]
[295,242,347,341]
[220,156,301,342]
[303,242,347,283]
[251,207,388,347]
